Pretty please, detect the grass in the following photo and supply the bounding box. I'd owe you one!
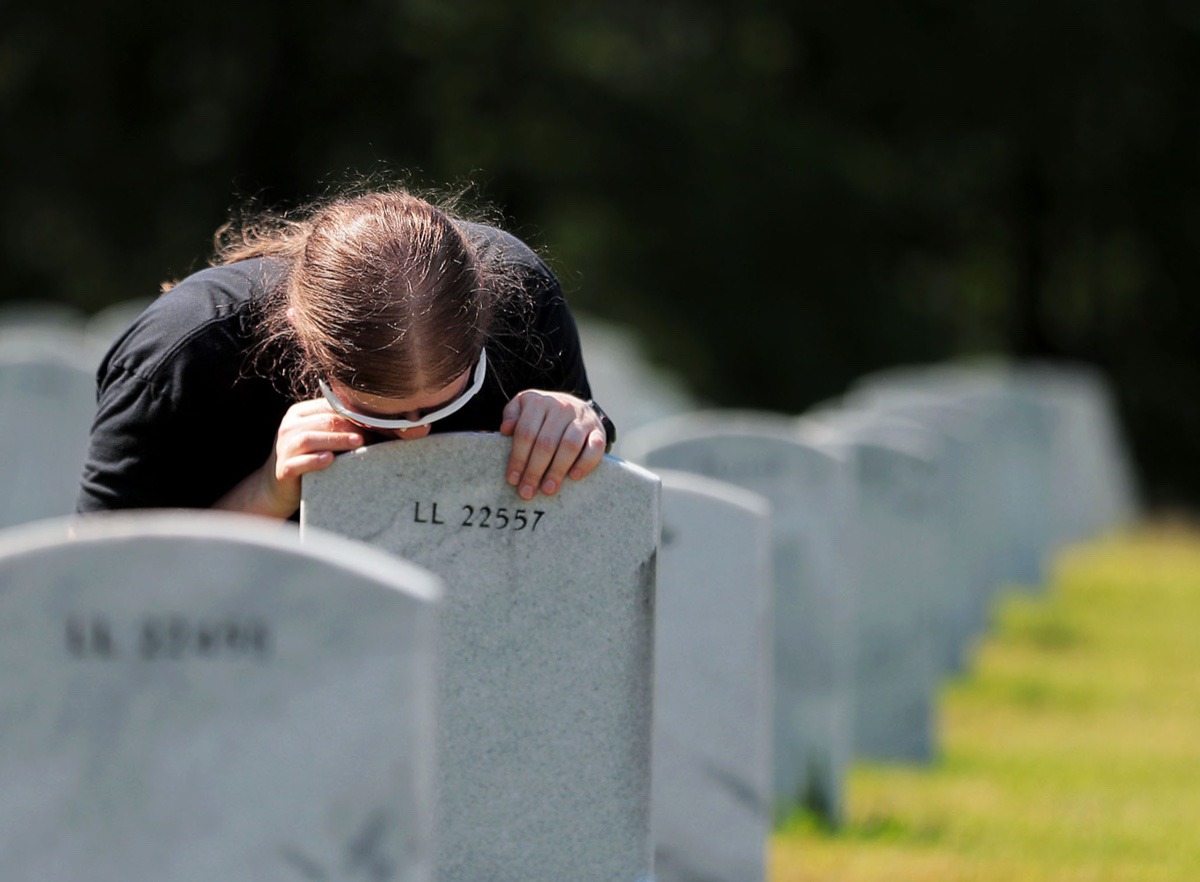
[772,527,1200,882]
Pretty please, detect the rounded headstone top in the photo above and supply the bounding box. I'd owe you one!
[0,302,86,331]
[0,511,442,604]
[311,430,660,487]
[623,409,849,466]
[799,408,942,464]
[84,298,156,350]
[843,386,984,440]
[0,327,96,372]
[654,469,772,520]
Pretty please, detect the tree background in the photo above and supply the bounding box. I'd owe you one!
[3,0,1198,505]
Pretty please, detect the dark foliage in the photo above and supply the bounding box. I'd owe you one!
[3,0,1199,504]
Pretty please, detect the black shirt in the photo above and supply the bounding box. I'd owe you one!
[78,224,597,512]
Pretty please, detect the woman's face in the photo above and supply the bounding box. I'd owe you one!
[326,367,473,441]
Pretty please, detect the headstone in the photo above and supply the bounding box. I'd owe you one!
[841,388,998,669]
[802,409,942,762]
[0,511,441,882]
[302,433,660,882]
[1015,362,1139,542]
[886,361,1138,585]
[84,297,155,360]
[0,302,85,332]
[976,378,1066,588]
[0,333,98,528]
[653,470,773,882]
[853,363,1058,591]
[623,412,854,824]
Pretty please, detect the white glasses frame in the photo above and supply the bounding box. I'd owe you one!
[319,348,488,430]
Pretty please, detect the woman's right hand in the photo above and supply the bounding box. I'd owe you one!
[214,399,366,519]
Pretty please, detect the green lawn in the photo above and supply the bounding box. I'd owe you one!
[772,528,1200,882]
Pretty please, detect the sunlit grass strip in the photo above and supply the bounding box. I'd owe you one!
[772,529,1200,882]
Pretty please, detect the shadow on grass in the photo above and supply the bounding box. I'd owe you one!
[778,808,946,845]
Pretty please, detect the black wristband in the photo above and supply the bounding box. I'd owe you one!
[587,399,617,453]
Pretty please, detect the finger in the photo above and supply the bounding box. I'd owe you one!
[517,411,573,500]
[281,409,363,439]
[499,396,523,436]
[277,451,338,482]
[284,430,365,458]
[288,397,339,417]
[506,404,547,488]
[288,401,373,437]
[538,422,590,495]
[302,412,367,434]
[568,428,607,481]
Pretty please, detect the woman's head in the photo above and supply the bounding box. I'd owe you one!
[287,190,490,398]
[212,187,503,400]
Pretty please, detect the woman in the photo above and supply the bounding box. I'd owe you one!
[78,188,614,519]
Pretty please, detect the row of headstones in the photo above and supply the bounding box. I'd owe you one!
[0,436,664,881]
[0,307,736,881]
[0,437,776,882]
[0,302,1136,880]
[619,358,1137,837]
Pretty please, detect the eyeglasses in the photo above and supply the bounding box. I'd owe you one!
[318,348,488,430]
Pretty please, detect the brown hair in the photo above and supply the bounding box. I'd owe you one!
[200,188,519,399]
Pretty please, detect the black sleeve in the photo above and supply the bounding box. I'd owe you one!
[77,260,294,513]
[475,217,628,451]
[460,220,595,403]
[522,273,616,450]
[79,361,289,512]
[77,364,187,512]
[525,265,593,400]
[482,248,616,448]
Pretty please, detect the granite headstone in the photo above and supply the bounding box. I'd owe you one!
[0,333,98,528]
[302,433,660,882]
[0,302,85,332]
[803,409,942,762]
[624,412,854,824]
[853,363,1057,592]
[653,470,773,882]
[1016,362,1138,544]
[0,512,441,882]
[842,388,998,669]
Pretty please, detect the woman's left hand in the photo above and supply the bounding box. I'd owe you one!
[500,391,608,499]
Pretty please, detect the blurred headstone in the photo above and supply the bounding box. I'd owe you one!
[624,413,854,824]
[1016,362,1139,543]
[855,359,1139,590]
[0,302,85,332]
[853,363,1057,591]
[841,388,998,669]
[0,333,98,528]
[575,315,697,443]
[0,512,440,882]
[84,298,155,360]
[302,433,660,882]
[654,470,773,882]
[803,409,942,762]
